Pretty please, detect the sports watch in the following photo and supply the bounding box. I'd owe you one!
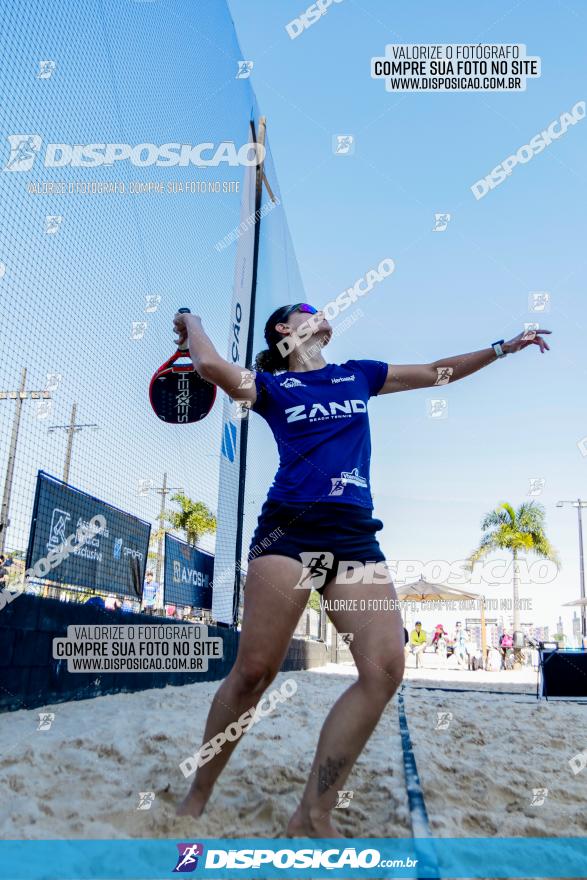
[491,339,507,358]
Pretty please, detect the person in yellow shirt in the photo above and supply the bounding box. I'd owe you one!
[407,621,427,668]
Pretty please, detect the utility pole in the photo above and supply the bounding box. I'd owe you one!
[47,402,98,483]
[152,473,183,604]
[556,499,587,640]
[0,368,52,554]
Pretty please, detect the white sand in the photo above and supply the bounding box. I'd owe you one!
[403,667,587,838]
[1,661,585,841]
[0,665,409,840]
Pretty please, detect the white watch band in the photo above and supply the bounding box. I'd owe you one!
[492,340,506,358]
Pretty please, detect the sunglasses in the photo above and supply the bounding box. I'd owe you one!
[282,303,318,320]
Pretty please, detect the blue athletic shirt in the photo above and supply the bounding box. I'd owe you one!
[252,359,388,508]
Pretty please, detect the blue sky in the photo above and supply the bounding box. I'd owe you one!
[0,0,585,639]
[227,0,587,637]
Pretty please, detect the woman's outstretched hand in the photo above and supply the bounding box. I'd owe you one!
[503,328,551,355]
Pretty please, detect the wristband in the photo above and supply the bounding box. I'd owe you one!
[492,339,506,358]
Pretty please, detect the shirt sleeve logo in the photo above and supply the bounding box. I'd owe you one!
[280,376,306,388]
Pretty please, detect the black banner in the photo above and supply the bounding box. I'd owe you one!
[540,648,587,698]
[164,533,213,609]
[26,471,151,598]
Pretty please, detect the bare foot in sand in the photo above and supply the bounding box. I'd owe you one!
[176,787,212,819]
[286,805,345,838]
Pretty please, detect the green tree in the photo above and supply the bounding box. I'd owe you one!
[165,493,216,546]
[307,589,322,614]
[468,501,559,664]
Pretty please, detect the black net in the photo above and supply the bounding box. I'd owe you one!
[0,0,306,623]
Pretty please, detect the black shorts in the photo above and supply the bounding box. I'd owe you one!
[247,499,386,592]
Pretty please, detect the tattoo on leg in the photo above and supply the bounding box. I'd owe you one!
[317,756,346,796]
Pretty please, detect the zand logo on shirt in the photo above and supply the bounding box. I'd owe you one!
[285,399,366,422]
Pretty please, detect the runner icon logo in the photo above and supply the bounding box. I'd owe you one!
[236,60,253,79]
[3,134,43,171]
[37,712,55,731]
[137,792,155,810]
[435,711,453,730]
[173,843,204,873]
[295,551,334,590]
[335,790,354,808]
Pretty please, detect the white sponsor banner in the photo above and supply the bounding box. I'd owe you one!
[212,125,258,624]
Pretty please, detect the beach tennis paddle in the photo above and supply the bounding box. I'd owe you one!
[149,308,216,424]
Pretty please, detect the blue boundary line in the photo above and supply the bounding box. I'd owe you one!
[405,683,534,697]
[397,686,441,879]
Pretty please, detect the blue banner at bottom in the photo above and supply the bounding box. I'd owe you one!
[0,838,586,879]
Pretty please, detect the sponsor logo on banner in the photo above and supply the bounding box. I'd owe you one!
[47,508,71,553]
[221,420,237,462]
[172,559,210,588]
[28,472,149,593]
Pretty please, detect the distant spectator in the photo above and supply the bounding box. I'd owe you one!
[85,595,105,609]
[487,645,502,671]
[0,555,7,591]
[465,629,478,670]
[166,604,177,618]
[431,624,447,650]
[407,621,427,668]
[142,570,159,614]
[499,631,514,669]
[453,621,468,668]
[105,594,122,611]
[432,625,448,664]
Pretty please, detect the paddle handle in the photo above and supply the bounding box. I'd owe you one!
[177,307,191,351]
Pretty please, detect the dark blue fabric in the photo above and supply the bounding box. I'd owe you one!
[252,359,388,508]
[247,499,386,591]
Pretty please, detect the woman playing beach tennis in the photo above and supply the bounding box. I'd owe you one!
[174,304,550,836]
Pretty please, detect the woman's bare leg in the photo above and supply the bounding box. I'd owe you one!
[177,554,307,818]
[287,569,405,837]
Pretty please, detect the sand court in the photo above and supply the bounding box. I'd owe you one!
[1,663,585,845]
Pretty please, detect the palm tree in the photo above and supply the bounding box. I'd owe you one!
[165,493,216,546]
[468,501,559,663]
